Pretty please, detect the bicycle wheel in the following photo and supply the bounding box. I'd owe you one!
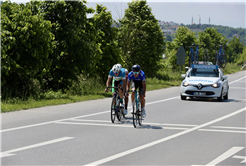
[220,53,227,69]
[132,100,138,128]
[110,96,116,123]
[137,101,142,126]
[116,94,121,121]
[189,52,192,66]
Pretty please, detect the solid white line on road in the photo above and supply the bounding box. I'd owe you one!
[1,96,179,133]
[206,147,245,165]
[229,87,246,90]
[1,111,109,133]
[56,122,132,128]
[84,107,246,166]
[1,137,74,158]
[229,75,246,85]
[211,126,246,130]
[199,129,246,134]
[232,155,246,163]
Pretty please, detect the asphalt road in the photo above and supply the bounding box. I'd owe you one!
[1,70,245,166]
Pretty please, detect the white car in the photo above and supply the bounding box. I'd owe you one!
[180,64,229,101]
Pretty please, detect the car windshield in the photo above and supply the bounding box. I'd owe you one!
[189,68,219,77]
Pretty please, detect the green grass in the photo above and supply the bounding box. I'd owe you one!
[1,64,243,113]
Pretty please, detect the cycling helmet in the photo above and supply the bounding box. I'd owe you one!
[116,63,122,69]
[112,64,121,73]
[132,64,141,72]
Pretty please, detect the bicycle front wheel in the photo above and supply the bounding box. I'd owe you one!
[220,54,227,69]
[111,96,116,123]
[137,103,142,126]
[132,100,138,128]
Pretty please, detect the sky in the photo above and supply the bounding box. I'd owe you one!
[11,0,245,28]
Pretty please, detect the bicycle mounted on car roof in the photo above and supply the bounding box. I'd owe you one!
[215,44,227,69]
[185,44,204,66]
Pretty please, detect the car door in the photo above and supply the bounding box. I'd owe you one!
[220,69,228,95]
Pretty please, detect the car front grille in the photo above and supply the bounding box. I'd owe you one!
[185,91,215,95]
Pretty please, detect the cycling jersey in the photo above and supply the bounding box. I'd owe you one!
[127,70,146,82]
[108,68,126,81]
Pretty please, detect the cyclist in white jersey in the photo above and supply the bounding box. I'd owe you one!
[105,64,126,108]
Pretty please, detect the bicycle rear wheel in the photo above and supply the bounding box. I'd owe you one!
[132,100,138,128]
[220,54,227,69]
[111,96,116,123]
[116,94,121,121]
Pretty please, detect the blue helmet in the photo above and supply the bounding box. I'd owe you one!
[132,64,141,72]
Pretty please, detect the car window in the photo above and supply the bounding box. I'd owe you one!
[188,68,219,77]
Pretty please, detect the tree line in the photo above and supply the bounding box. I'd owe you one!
[1,0,165,99]
[1,0,245,100]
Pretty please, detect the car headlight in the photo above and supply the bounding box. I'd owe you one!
[182,81,189,87]
[212,83,221,88]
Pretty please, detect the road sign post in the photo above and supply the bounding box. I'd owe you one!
[176,45,187,73]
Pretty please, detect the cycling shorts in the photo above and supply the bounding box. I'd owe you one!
[131,80,144,95]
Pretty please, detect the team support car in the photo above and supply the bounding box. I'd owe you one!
[180,64,229,101]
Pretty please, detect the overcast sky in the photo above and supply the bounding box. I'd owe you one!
[11,0,245,28]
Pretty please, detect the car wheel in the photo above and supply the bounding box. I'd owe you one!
[181,95,186,100]
[217,89,223,101]
[224,89,229,100]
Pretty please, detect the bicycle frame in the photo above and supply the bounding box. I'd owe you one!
[215,44,227,68]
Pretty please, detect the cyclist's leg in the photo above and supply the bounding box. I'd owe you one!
[138,81,146,117]
[124,86,128,114]
[130,81,136,113]
[116,80,124,107]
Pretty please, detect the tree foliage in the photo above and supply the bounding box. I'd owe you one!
[1,1,53,98]
[93,4,123,82]
[227,37,244,63]
[118,0,165,77]
[41,0,99,90]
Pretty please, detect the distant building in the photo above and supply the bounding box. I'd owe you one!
[232,34,240,37]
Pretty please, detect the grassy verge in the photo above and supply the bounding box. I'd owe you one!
[1,64,243,113]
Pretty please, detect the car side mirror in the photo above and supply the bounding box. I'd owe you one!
[185,67,189,70]
[181,74,186,78]
[222,76,228,80]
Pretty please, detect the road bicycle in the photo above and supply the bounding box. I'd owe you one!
[185,44,204,66]
[203,48,210,63]
[215,44,227,69]
[128,90,142,128]
[107,87,125,123]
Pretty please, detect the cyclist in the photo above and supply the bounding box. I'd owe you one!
[111,64,129,115]
[126,64,146,118]
[105,64,126,109]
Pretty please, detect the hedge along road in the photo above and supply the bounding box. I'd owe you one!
[1,70,245,165]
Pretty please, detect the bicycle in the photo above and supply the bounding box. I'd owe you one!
[203,48,209,63]
[185,44,203,66]
[128,90,142,128]
[215,44,227,69]
[107,87,125,123]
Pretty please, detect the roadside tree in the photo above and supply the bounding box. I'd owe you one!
[118,0,165,77]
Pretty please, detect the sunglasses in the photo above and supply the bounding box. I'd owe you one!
[133,72,139,74]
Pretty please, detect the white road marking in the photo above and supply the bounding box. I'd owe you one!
[229,87,246,89]
[206,147,245,165]
[211,126,246,130]
[84,107,246,166]
[1,137,74,158]
[1,96,179,133]
[1,111,109,133]
[199,129,246,134]
[233,155,246,163]
[229,75,246,85]
[56,122,132,128]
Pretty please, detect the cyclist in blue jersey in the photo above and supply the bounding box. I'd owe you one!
[126,64,146,118]
[105,64,126,108]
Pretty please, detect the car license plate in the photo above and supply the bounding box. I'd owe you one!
[194,92,206,96]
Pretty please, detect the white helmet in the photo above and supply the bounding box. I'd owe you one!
[116,63,122,68]
[112,64,121,73]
